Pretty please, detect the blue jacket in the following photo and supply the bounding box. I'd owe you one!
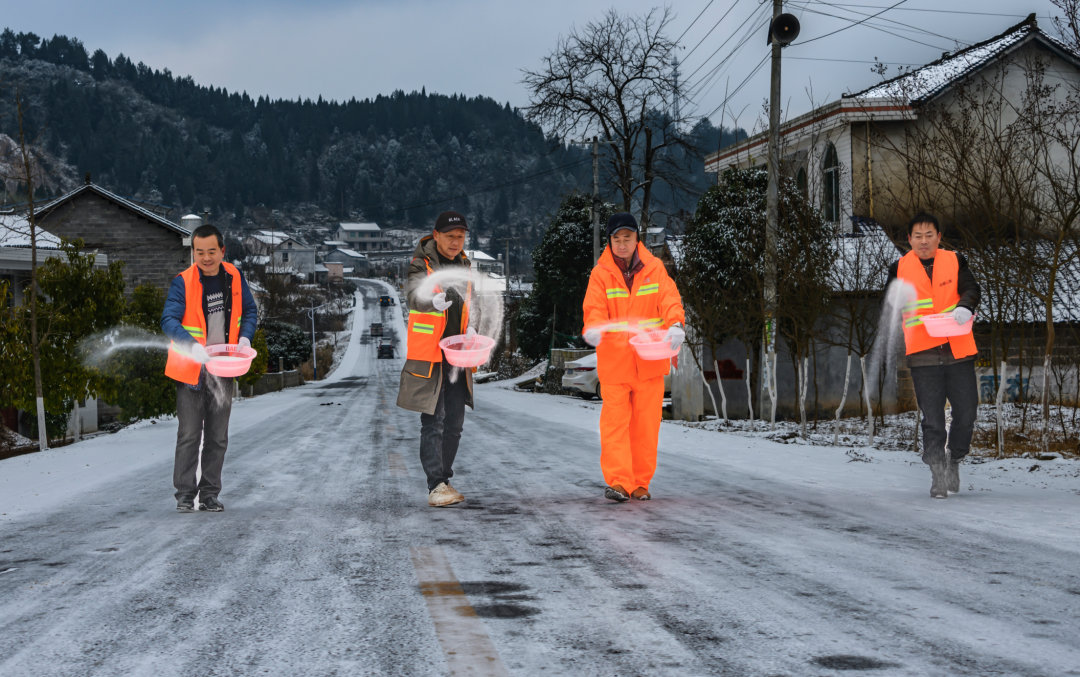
[161,265,258,345]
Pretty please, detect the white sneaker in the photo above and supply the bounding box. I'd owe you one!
[428,482,465,507]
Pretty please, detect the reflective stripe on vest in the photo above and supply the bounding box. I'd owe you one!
[606,288,629,299]
[405,257,471,367]
[164,262,245,385]
[636,283,659,296]
[895,249,977,359]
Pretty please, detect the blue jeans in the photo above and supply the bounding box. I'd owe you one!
[419,363,468,491]
[911,360,978,466]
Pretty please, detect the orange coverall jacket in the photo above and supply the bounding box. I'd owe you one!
[582,243,686,384]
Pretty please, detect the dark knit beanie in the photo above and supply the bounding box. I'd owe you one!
[606,212,638,238]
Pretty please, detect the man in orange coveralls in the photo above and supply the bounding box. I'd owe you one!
[582,213,685,502]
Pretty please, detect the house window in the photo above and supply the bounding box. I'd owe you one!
[282,252,289,261]
[823,142,840,222]
[796,167,808,198]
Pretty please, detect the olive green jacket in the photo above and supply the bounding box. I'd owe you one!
[396,236,474,415]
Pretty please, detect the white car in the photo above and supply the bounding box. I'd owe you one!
[561,352,671,400]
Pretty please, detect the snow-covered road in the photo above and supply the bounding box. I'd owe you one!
[1,279,1078,676]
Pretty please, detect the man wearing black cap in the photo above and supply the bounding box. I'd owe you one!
[397,210,475,507]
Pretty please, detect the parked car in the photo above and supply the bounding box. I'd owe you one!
[562,352,600,399]
[561,352,671,399]
[379,295,395,307]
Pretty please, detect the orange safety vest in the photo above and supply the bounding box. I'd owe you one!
[896,249,977,359]
[582,243,686,385]
[405,256,471,376]
[164,262,244,385]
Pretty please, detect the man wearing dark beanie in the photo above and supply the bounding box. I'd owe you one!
[582,213,685,502]
[397,210,475,507]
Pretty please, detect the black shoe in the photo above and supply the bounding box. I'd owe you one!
[177,496,195,513]
[929,463,948,499]
[947,457,961,494]
[605,485,630,502]
[199,495,225,512]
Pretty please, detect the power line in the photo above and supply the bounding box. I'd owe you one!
[797,0,969,45]
[703,52,772,121]
[804,4,1051,18]
[681,2,772,85]
[357,158,591,216]
[675,0,719,45]
[791,4,951,49]
[683,4,773,101]
[796,0,911,46]
[682,0,747,63]
[786,56,920,64]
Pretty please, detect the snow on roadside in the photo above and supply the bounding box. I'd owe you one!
[475,383,1080,500]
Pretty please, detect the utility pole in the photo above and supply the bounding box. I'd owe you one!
[571,137,617,262]
[763,1,800,426]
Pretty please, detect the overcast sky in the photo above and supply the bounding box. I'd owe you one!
[9,0,1064,131]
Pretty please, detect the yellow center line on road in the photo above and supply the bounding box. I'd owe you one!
[388,453,409,477]
[410,547,509,676]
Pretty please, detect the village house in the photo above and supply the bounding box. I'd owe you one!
[685,16,1080,422]
[704,15,1077,237]
[30,177,190,295]
[335,222,393,252]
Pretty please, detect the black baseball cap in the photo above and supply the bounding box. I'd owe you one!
[435,211,469,232]
[606,212,638,238]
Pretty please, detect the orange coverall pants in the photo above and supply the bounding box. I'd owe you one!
[599,374,665,492]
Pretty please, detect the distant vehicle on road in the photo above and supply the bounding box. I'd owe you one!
[562,352,670,399]
[377,340,394,359]
[370,323,383,336]
[380,295,395,307]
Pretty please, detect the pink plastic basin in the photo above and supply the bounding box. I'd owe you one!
[439,334,496,368]
[922,312,976,338]
[204,344,258,377]
[629,330,680,360]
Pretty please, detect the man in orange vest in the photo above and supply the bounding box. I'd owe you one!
[161,224,258,513]
[397,211,474,507]
[888,212,980,499]
[582,213,685,502]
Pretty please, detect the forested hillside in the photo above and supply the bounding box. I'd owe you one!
[0,29,740,249]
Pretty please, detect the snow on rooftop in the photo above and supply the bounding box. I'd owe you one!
[850,21,1033,102]
[0,217,62,249]
[829,224,900,293]
[464,249,496,261]
[338,222,381,232]
[331,248,366,259]
[324,240,348,246]
[250,231,290,245]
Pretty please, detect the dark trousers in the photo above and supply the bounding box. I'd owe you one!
[174,378,233,500]
[911,360,978,466]
[419,364,468,491]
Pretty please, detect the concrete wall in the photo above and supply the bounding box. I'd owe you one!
[37,191,188,295]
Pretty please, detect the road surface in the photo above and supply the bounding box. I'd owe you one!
[1,279,1077,676]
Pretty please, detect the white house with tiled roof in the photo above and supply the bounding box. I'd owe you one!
[704,15,1080,234]
[335,222,393,252]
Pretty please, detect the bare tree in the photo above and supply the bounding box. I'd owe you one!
[521,8,695,231]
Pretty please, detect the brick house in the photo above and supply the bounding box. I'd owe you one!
[33,178,191,295]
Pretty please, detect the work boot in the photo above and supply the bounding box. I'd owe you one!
[199,495,225,512]
[631,487,651,501]
[429,482,464,507]
[947,456,961,494]
[929,463,948,499]
[176,496,195,513]
[604,485,630,502]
